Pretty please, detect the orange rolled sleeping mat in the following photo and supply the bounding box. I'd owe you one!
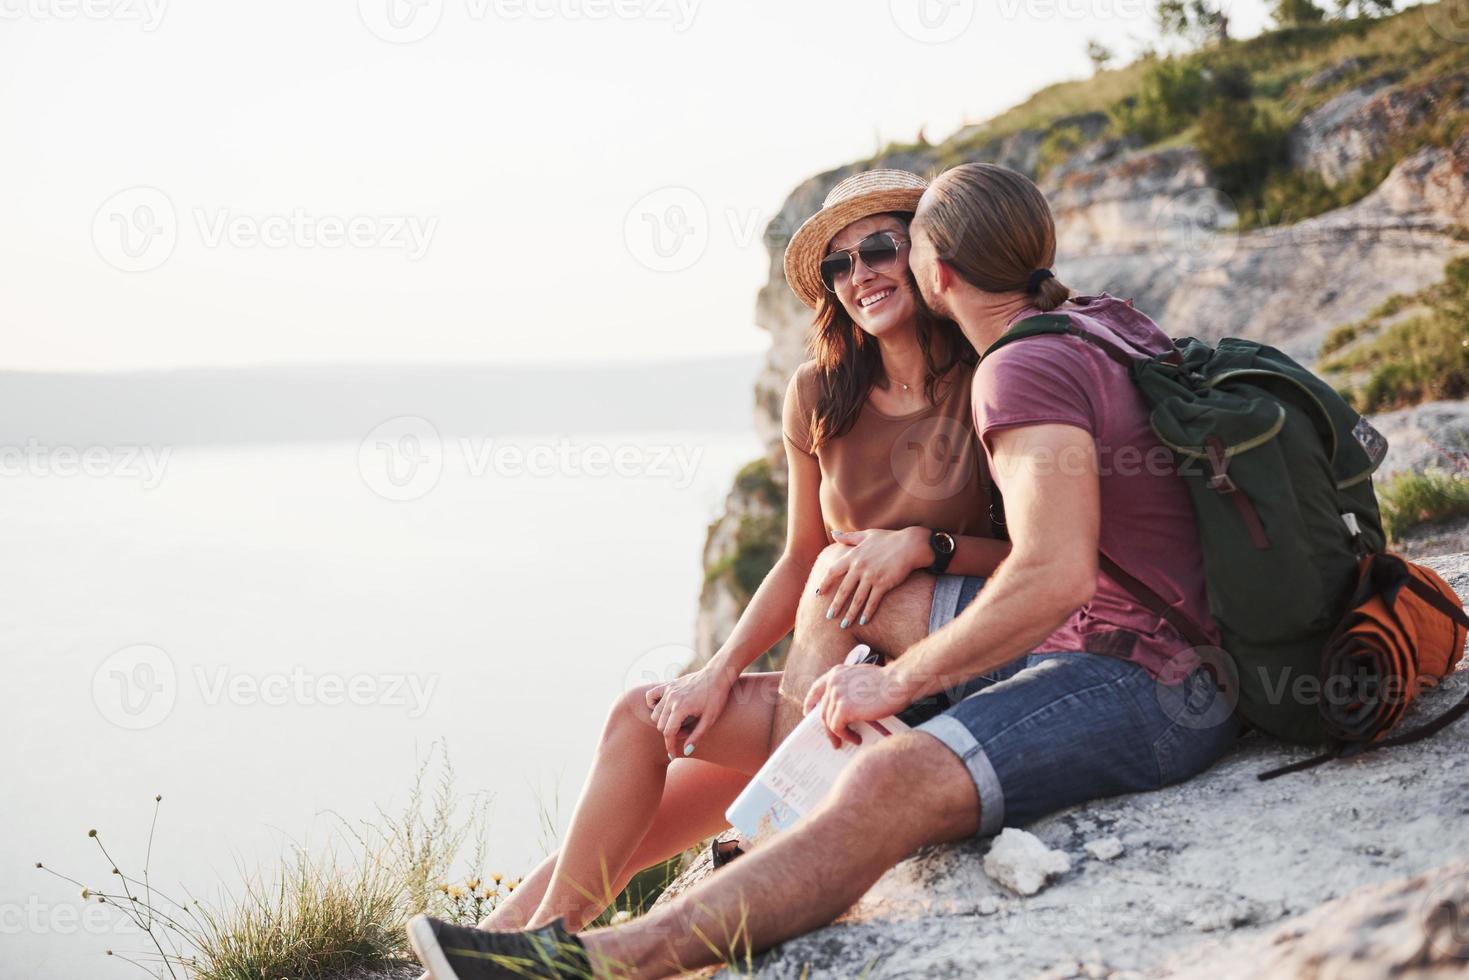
[1319,553,1469,744]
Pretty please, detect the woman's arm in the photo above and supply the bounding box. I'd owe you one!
[816,527,1011,630]
[704,438,828,684]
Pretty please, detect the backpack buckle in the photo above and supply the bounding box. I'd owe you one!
[1203,437,1234,493]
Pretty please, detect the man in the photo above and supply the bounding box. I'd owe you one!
[405,162,1240,980]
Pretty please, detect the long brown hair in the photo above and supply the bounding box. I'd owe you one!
[806,213,977,452]
[919,163,1073,312]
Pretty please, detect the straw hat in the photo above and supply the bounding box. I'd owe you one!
[783,169,929,310]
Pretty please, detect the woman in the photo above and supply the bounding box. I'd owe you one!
[474,170,1010,935]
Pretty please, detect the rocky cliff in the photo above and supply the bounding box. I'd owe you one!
[659,555,1469,980]
[693,54,1469,671]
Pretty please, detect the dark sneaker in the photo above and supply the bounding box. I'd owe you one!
[407,914,594,979]
[710,835,746,868]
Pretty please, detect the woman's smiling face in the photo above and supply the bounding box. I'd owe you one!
[824,214,916,339]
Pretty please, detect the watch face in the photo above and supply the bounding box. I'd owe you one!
[936,532,955,554]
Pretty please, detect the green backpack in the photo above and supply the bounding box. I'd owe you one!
[987,313,1388,747]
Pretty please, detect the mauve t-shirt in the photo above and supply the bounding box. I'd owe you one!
[973,293,1215,683]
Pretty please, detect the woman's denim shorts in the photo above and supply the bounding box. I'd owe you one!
[901,573,1241,837]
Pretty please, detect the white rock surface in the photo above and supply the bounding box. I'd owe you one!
[1164,857,1469,979]
[1371,399,1469,479]
[650,555,1469,979]
[1085,837,1124,862]
[983,828,1075,897]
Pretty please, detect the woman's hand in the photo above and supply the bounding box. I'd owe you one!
[645,665,736,760]
[817,526,931,629]
[801,662,915,749]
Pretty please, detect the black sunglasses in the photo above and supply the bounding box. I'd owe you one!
[819,231,909,293]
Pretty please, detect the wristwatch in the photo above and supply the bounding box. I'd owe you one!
[927,529,956,575]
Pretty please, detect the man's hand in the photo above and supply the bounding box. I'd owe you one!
[801,662,915,749]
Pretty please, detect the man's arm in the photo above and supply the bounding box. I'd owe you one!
[887,422,1101,703]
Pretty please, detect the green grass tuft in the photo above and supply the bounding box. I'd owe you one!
[1319,257,1469,413]
[1378,470,1469,541]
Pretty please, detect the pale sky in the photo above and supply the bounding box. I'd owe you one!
[2,0,1273,372]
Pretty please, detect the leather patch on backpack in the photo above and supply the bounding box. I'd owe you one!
[1352,415,1389,468]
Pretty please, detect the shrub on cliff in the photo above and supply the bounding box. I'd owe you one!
[1193,64,1291,202]
[1110,58,1208,144]
[1320,257,1469,413]
[1379,471,1469,542]
[1273,0,1328,25]
[32,745,603,980]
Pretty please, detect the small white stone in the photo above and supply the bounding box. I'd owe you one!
[983,828,1073,896]
[1085,836,1125,862]
[978,896,1000,915]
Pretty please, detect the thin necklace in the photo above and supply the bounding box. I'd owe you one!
[892,373,923,392]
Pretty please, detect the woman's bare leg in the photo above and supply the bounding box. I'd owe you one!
[770,550,938,750]
[522,672,783,933]
[477,757,751,930]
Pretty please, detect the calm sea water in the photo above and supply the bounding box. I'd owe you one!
[0,431,760,978]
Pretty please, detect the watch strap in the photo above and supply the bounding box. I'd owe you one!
[927,529,955,575]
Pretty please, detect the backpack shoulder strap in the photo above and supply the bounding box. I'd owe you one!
[983,313,1143,370]
[985,315,1214,648]
[1097,553,1215,650]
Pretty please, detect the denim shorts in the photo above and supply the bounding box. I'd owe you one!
[904,574,1241,837]
[891,575,995,724]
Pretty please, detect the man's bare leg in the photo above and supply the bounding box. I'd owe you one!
[579,729,981,978]
[770,554,937,751]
